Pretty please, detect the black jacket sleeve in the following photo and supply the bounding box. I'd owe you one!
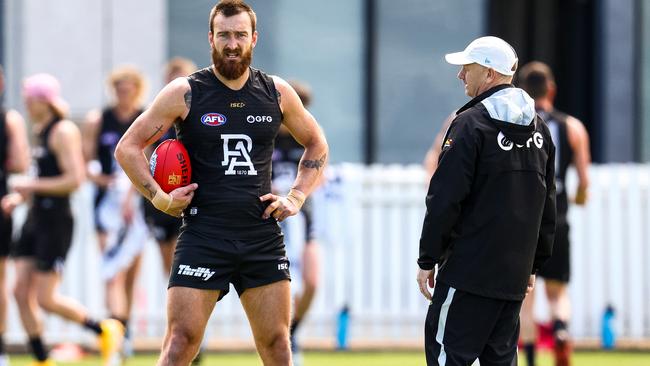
[531,125,557,273]
[418,117,480,270]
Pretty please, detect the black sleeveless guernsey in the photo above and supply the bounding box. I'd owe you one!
[33,117,69,210]
[540,109,573,218]
[179,67,283,238]
[97,107,143,175]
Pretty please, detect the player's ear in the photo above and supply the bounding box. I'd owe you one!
[251,30,258,48]
[208,31,215,48]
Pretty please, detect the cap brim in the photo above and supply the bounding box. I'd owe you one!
[445,51,473,66]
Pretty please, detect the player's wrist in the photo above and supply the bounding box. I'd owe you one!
[286,188,306,209]
[151,190,173,212]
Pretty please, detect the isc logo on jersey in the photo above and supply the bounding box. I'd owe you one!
[201,113,227,126]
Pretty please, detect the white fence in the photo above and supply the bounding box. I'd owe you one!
[5,164,650,348]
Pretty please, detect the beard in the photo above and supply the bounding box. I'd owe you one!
[212,44,253,80]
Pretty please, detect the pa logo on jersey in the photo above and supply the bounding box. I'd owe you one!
[201,113,227,127]
[221,134,258,176]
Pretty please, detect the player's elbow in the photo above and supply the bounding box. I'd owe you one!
[114,138,131,167]
[67,170,85,192]
[7,157,29,174]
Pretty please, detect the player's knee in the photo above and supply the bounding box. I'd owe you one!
[165,328,202,358]
[258,331,290,357]
[303,272,318,293]
[13,283,30,305]
[35,292,56,312]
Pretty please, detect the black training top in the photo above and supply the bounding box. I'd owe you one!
[418,85,556,301]
[96,107,143,175]
[33,117,69,209]
[179,66,283,238]
[0,109,7,197]
[540,109,573,218]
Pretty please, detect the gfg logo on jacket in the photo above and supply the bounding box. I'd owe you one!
[497,131,543,151]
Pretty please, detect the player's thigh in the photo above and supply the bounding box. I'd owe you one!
[13,259,37,296]
[544,279,567,301]
[519,288,536,340]
[301,241,320,286]
[33,271,62,299]
[166,286,220,337]
[520,287,535,319]
[240,280,291,339]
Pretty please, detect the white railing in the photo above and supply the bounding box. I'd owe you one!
[5,164,650,348]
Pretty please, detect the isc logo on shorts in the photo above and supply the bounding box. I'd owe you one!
[278,263,289,271]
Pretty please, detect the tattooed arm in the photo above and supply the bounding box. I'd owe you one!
[115,77,197,217]
[261,76,329,222]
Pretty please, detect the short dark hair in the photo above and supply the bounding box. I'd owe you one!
[209,0,257,34]
[518,61,555,99]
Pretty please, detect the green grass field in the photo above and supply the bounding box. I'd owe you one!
[7,351,650,366]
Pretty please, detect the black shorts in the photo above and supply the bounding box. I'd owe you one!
[0,214,12,257]
[538,221,570,283]
[144,201,181,243]
[12,207,73,272]
[168,222,290,301]
[425,281,521,366]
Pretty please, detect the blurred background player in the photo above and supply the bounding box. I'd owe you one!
[517,61,591,366]
[272,80,322,365]
[82,66,149,358]
[422,111,455,178]
[144,57,197,276]
[2,73,123,366]
[0,65,31,366]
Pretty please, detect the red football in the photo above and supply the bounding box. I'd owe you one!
[149,139,192,193]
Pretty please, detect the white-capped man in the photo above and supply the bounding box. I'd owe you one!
[417,36,556,365]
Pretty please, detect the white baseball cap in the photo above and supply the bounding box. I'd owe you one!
[445,36,519,76]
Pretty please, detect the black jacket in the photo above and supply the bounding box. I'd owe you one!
[418,84,556,301]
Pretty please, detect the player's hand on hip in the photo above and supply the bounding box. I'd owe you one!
[152,183,198,217]
[526,274,536,295]
[417,268,435,301]
[260,189,305,222]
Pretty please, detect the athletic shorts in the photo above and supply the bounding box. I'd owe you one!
[169,221,291,301]
[425,281,521,366]
[144,200,181,243]
[12,207,73,272]
[0,214,12,257]
[538,221,570,283]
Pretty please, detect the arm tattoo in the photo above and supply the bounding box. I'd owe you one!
[301,153,327,171]
[142,182,156,199]
[184,89,192,109]
[145,124,163,143]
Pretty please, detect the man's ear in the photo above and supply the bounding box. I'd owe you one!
[486,68,496,82]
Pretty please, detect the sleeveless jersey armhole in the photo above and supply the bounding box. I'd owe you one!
[182,76,197,123]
